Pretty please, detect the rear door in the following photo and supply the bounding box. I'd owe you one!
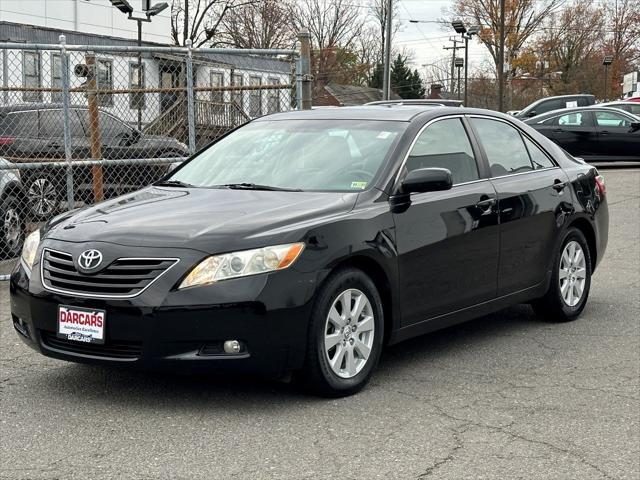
[548,110,598,158]
[469,116,570,295]
[593,110,640,160]
[393,116,500,325]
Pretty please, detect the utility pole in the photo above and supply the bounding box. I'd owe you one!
[498,0,506,111]
[444,38,465,97]
[382,0,393,100]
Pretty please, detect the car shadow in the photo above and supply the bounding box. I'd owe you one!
[37,304,547,407]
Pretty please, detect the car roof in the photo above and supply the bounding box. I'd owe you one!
[257,105,507,122]
[0,103,90,114]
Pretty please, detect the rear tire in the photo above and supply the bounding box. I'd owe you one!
[532,227,592,322]
[299,268,384,397]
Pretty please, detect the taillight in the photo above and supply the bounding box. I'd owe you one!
[0,136,15,145]
[595,174,606,198]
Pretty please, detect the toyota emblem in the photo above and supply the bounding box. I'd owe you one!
[78,249,103,271]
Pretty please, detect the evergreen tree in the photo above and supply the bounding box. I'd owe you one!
[390,55,426,99]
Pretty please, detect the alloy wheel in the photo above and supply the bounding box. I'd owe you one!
[559,240,587,307]
[3,207,22,251]
[27,178,58,217]
[324,288,375,379]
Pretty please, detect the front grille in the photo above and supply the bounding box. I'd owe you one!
[41,330,142,359]
[41,248,178,298]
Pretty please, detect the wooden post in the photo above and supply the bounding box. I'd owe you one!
[85,54,104,202]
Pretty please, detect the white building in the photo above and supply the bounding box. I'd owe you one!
[0,0,172,44]
[0,1,293,138]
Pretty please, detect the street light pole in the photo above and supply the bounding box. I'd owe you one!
[382,0,393,100]
[603,55,613,101]
[498,0,506,111]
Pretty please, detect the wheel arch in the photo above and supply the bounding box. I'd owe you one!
[324,254,397,347]
[1,181,27,204]
[568,217,597,272]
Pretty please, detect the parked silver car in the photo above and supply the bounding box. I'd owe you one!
[0,158,25,258]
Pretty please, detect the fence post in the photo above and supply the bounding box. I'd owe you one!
[297,30,312,110]
[85,53,104,202]
[59,35,75,210]
[185,39,196,154]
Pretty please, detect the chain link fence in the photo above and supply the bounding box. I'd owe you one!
[0,38,302,277]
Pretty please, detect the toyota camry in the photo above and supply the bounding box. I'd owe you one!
[10,105,609,396]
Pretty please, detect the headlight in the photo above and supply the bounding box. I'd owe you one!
[179,242,305,289]
[21,229,40,270]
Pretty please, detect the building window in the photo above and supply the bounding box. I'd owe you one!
[267,77,280,114]
[129,62,145,110]
[23,51,42,102]
[231,73,243,110]
[210,71,224,103]
[249,75,262,117]
[51,54,63,102]
[96,59,113,107]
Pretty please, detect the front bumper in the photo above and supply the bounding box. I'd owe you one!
[10,241,317,375]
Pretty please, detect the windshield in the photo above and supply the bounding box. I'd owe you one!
[167,119,406,191]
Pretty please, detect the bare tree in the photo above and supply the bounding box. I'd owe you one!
[220,0,296,49]
[291,0,366,89]
[448,0,564,89]
[171,0,258,47]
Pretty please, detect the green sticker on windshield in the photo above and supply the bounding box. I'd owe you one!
[351,181,368,190]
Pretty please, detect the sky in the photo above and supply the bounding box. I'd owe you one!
[391,0,492,81]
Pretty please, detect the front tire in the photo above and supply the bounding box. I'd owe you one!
[300,268,384,397]
[0,194,25,259]
[532,227,592,322]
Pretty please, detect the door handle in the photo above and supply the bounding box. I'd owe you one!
[48,142,61,148]
[552,128,564,133]
[552,179,568,192]
[600,130,610,135]
[475,196,496,212]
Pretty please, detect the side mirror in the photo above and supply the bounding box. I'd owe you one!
[527,110,537,118]
[630,122,640,132]
[401,168,452,194]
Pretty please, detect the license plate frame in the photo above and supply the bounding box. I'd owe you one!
[57,305,106,344]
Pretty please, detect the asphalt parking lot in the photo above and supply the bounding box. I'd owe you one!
[0,168,638,480]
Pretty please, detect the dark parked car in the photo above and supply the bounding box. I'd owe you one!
[525,106,640,162]
[11,105,609,396]
[0,104,189,218]
[600,101,640,116]
[514,94,596,119]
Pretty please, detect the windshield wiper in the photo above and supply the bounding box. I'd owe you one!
[155,179,196,188]
[220,183,303,192]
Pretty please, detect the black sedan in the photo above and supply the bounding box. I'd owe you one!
[525,106,640,162]
[10,106,609,396]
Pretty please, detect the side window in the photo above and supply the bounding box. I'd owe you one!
[405,118,479,185]
[557,112,591,127]
[38,110,64,138]
[594,111,632,128]
[523,136,555,169]
[99,113,132,140]
[537,99,563,115]
[4,112,38,137]
[470,118,532,176]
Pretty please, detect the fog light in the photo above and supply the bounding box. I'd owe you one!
[223,340,241,354]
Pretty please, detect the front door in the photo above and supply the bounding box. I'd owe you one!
[593,110,640,160]
[393,117,500,325]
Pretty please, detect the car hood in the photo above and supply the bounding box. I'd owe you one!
[45,186,359,253]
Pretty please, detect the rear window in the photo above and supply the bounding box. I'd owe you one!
[0,111,38,137]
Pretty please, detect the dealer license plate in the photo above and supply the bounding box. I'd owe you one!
[57,305,106,344]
